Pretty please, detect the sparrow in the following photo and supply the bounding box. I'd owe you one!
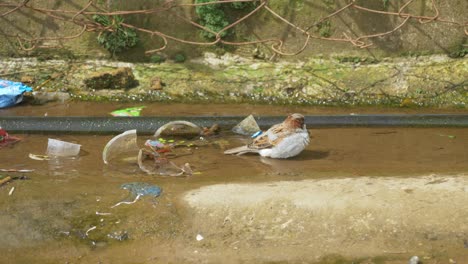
[224,113,309,159]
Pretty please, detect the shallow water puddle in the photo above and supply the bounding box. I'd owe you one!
[0,127,467,263]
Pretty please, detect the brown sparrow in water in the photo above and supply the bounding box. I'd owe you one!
[224,113,309,158]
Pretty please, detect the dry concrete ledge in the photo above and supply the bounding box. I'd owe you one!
[183,174,468,263]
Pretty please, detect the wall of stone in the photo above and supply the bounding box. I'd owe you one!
[0,0,466,61]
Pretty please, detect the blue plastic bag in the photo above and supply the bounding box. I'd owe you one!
[0,79,33,108]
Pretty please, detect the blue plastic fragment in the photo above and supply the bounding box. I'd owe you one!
[145,139,165,148]
[251,130,263,138]
[0,79,33,108]
[120,182,162,198]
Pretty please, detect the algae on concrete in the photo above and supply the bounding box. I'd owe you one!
[1,53,466,108]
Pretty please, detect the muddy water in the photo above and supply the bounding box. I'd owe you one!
[0,103,467,263]
[1,101,467,117]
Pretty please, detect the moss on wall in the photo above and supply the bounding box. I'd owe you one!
[1,54,466,108]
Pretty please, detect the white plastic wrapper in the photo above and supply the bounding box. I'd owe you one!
[232,115,260,136]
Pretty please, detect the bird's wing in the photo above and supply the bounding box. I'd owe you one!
[249,133,273,149]
[224,126,279,155]
[250,124,295,149]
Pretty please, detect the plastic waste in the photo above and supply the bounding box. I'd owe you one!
[29,153,50,161]
[201,124,220,137]
[0,79,33,108]
[145,139,165,149]
[145,139,172,153]
[153,121,219,138]
[438,133,456,139]
[111,182,161,208]
[0,168,34,172]
[121,182,162,197]
[137,149,193,176]
[408,256,419,264]
[0,127,22,149]
[102,129,138,164]
[46,138,81,157]
[43,140,82,177]
[110,106,145,117]
[8,186,15,196]
[0,176,12,186]
[251,130,263,138]
[85,226,96,237]
[0,127,8,143]
[232,115,260,136]
[46,154,81,177]
[154,121,202,138]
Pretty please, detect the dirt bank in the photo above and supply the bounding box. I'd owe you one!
[183,174,468,263]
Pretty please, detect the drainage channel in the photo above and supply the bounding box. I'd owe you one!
[1,114,467,134]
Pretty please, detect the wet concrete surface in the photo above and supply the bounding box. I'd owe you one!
[0,103,467,263]
[185,176,468,263]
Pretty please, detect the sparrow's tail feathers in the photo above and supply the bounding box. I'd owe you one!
[224,145,259,155]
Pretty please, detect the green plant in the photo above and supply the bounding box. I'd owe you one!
[316,21,332,37]
[195,0,230,39]
[93,15,138,55]
[322,0,334,8]
[173,54,186,63]
[230,2,252,9]
[194,0,257,40]
[382,0,390,9]
[448,44,468,58]
[253,86,264,93]
[150,54,165,63]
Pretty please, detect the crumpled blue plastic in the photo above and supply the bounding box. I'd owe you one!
[0,79,33,108]
[121,182,162,198]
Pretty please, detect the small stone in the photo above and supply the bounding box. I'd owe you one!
[425,232,438,241]
[150,77,163,90]
[94,241,107,248]
[32,91,70,103]
[196,234,204,241]
[400,98,415,107]
[201,124,220,137]
[107,231,129,241]
[21,75,35,84]
[50,72,63,80]
[84,67,138,90]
